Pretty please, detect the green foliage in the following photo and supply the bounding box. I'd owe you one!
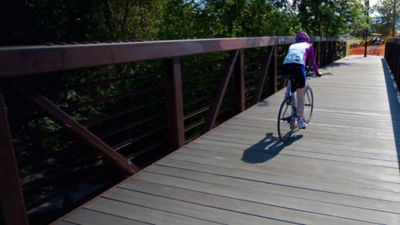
[1,0,369,44]
[296,0,367,38]
[1,0,167,45]
[158,0,301,39]
[2,2,356,223]
[1,1,110,45]
[105,0,167,40]
[158,0,202,39]
[371,0,400,36]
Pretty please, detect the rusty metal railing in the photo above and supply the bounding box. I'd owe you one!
[0,36,345,225]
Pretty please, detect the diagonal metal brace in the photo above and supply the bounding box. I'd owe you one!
[204,50,239,132]
[7,79,139,174]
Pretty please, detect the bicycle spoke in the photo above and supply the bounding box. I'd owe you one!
[278,98,294,142]
[304,86,314,123]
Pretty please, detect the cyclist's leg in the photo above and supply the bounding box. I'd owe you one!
[285,80,291,97]
[297,87,305,118]
[282,64,293,97]
[296,65,307,127]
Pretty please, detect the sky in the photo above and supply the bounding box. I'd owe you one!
[369,0,379,6]
[369,0,380,17]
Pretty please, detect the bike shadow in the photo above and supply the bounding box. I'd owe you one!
[241,132,302,164]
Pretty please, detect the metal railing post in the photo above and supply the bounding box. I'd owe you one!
[0,84,29,225]
[315,37,321,67]
[234,50,245,113]
[165,57,185,148]
[272,45,278,93]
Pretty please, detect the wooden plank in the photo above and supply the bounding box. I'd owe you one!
[134,168,400,224]
[56,221,77,225]
[120,179,370,225]
[63,208,150,225]
[168,133,400,181]
[0,85,29,225]
[57,56,400,225]
[156,156,400,204]
[105,186,297,225]
[8,79,138,174]
[189,133,400,170]
[218,123,398,160]
[84,197,223,225]
[204,50,239,131]
[177,140,400,187]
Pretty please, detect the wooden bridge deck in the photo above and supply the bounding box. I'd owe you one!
[57,56,400,225]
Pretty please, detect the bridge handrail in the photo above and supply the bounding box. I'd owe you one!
[0,36,345,225]
[384,38,400,89]
[0,37,340,78]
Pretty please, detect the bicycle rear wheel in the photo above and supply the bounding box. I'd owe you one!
[277,97,295,142]
[304,86,314,123]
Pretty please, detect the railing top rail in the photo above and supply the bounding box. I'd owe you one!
[0,36,341,78]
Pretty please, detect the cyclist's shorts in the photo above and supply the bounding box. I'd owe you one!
[282,63,305,92]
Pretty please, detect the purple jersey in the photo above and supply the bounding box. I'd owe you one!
[283,42,319,75]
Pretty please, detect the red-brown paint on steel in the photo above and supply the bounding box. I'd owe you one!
[0,37,339,77]
[0,85,29,225]
[8,80,139,174]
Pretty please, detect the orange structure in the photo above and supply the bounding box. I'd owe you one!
[349,44,385,55]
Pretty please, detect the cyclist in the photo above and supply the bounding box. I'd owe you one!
[282,31,321,129]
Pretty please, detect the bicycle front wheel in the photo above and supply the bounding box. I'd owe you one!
[304,86,314,123]
[277,97,295,142]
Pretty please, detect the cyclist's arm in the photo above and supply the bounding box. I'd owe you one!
[307,45,320,75]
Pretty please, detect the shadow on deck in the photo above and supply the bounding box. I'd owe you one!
[57,56,400,225]
[382,58,400,171]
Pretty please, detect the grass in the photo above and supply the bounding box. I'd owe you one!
[346,39,361,55]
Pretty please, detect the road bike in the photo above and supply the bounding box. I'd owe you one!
[277,68,315,142]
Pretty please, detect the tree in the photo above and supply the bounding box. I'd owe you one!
[372,0,400,36]
[296,0,367,37]
[241,0,300,36]
[158,0,300,39]
[158,0,203,39]
[105,0,167,40]
[0,0,167,45]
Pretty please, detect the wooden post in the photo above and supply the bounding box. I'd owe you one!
[204,50,239,132]
[165,57,185,148]
[0,85,29,225]
[234,50,245,113]
[8,80,138,174]
[253,46,275,104]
